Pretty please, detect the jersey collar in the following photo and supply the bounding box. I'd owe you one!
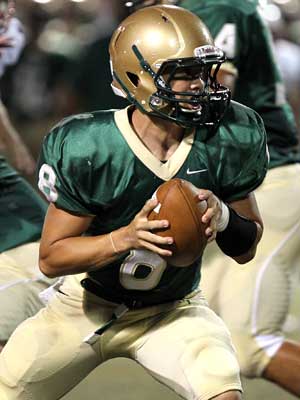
[114,107,195,181]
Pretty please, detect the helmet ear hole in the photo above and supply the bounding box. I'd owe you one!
[126,72,139,87]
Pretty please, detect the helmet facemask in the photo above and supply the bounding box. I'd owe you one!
[131,44,231,127]
[110,5,231,130]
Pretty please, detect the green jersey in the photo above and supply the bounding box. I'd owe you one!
[0,156,19,184]
[38,105,268,305]
[0,157,47,253]
[181,0,300,168]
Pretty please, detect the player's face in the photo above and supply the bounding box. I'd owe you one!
[167,67,208,112]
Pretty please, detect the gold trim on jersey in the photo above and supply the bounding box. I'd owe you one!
[114,107,195,181]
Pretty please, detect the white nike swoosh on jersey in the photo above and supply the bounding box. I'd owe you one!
[186,168,208,175]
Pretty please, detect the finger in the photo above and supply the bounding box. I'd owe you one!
[204,208,218,238]
[134,218,169,236]
[198,189,212,201]
[139,240,173,257]
[140,198,158,216]
[205,225,212,237]
[148,219,169,231]
[201,207,214,224]
[209,217,218,234]
[207,230,217,243]
[139,230,173,246]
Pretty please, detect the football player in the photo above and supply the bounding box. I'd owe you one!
[0,0,35,174]
[126,0,300,397]
[0,6,268,399]
[0,0,57,352]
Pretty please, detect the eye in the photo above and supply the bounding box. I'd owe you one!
[172,74,193,81]
[189,73,202,80]
[172,69,200,80]
[172,72,202,81]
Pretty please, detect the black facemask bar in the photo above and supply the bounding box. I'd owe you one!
[150,58,230,126]
[113,44,231,133]
[148,46,231,128]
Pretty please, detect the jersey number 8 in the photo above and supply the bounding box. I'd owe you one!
[120,250,167,291]
[38,163,58,202]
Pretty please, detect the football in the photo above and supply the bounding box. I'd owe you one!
[148,178,208,267]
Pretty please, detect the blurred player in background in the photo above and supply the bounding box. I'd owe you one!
[0,5,268,399]
[125,0,300,396]
[0,0,55,352]
[0,0,35,174]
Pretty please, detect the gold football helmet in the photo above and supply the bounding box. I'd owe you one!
[109,5,230,127]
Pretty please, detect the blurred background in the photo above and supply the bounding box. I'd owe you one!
[2,0,300,169]
[2,0,129,170]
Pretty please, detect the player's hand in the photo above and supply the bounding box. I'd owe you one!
[197,189,222,242]
[124,198,173,257]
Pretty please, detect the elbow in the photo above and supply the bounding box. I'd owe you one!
[230,221,263,265]
[39,240,65,278]
[233,247,257,264]
[39,258,61,279]
[232,229,262,265]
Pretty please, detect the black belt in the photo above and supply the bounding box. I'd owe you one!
[81,277,176,309]
[81,277,192,344]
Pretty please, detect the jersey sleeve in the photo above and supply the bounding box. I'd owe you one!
[234,10,281,109]
[220,109,269,202]
[37,118,96,215]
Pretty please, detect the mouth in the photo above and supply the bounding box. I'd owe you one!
[175,93,203,113]
[179,103,203,114]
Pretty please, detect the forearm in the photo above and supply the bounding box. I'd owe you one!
[39,199,173,278]
[39,227,129,278]
[0,102,29,159]
[231,220,263,264]
[0,102,19,146]
[0,101,35,174]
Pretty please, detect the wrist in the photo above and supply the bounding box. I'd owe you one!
[109,227,130,255]
[216,206,258,257]
[216,201,230,232]
[109,232,118,254]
